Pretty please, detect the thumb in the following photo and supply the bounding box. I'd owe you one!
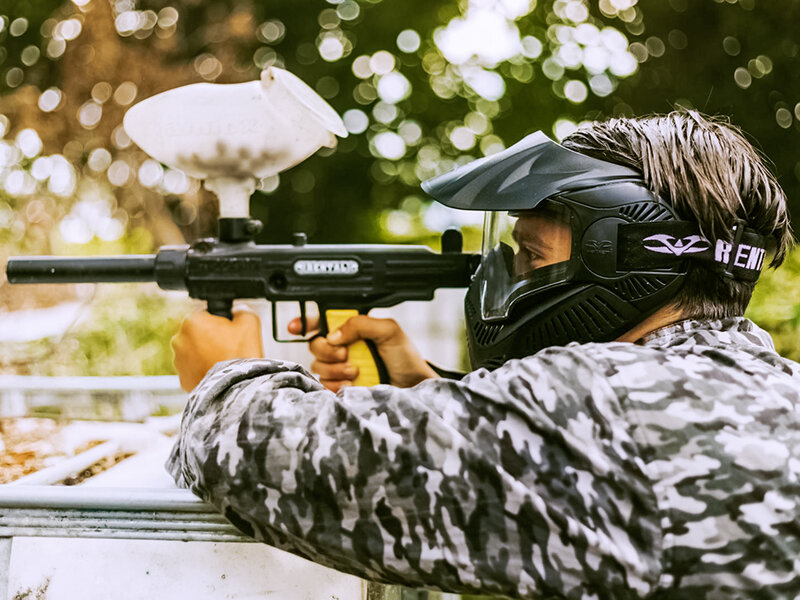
[327,315,400,346]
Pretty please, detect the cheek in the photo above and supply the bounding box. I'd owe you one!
[514,252,525,274]
[552,229,572,263]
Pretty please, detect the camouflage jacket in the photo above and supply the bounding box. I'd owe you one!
[167,317,800,599]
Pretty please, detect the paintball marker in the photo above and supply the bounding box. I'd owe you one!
[5,68,480,386]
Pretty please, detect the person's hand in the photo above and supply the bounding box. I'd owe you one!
[288,314,438,392]
[172,308,263,392]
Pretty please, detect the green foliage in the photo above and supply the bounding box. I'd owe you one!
[746,247,800,362]
[617,0,800,223]
[60,285,190,376]
[0,224,181,377]
[2,284,193,376]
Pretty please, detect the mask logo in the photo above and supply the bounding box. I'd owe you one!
[643,234,710,256]
[584,240,613,255]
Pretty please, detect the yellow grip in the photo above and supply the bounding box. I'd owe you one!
[325,309,383,387]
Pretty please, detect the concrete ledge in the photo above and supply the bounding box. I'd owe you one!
[0,485,250,542]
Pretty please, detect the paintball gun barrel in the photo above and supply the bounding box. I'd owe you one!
[6,217,480,385]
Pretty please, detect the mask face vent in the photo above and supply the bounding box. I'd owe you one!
[613,274,672,301]
[466,295,503,346]
[619,202,673,223]
[521,291,628,352]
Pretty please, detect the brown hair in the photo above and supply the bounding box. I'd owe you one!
[561,111,794,319]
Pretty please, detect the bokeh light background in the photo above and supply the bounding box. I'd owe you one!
[1,0,800,374]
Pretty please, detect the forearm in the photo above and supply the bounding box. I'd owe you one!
[167,358,324,491]
[168,357,489,591]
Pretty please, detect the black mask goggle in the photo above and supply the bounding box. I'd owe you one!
[476,204,767,323]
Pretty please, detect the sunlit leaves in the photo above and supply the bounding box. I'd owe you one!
[553,0,589,23]
[9,18,30,37]
[77,101,102,129]
[396,30,421,53]
[722,35,740,56]
[16,129,42,158]
[257,20,286,44]
[343,108,369,133]
[734,67,751,89]
[115,8,158,37]
[194,54,223,80]
[113,81,138,106]
[377,71,411,103]
[371,131,406,159]
[87,148,112,172]
[435,9,524,67]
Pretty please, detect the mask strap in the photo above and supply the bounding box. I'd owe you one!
[719,219,748,280]
[617,221,769,283]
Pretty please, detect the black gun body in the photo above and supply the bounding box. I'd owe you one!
[183,243,473,309]
[7,240,479,315]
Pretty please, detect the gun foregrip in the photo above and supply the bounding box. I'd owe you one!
[324,309,389,386]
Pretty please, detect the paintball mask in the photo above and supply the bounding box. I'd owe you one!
[423,132,770,370]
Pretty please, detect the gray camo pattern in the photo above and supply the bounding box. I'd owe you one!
[167,317,800,599]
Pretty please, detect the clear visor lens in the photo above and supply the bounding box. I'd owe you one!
[478,206,574,319]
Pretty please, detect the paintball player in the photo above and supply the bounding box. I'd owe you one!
[168,111,800,598]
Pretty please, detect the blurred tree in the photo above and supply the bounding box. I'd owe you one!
[1,0,799,373]
[0,0,641,254]
[1,0,797,251]
[611,0,800,222]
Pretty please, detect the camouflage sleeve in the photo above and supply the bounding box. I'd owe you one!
[167,352,663,599]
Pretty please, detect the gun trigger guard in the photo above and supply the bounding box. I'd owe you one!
[272,301,316,343]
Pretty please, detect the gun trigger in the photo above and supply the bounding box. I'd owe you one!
[300,302,307,337]
[271,302,280,343]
